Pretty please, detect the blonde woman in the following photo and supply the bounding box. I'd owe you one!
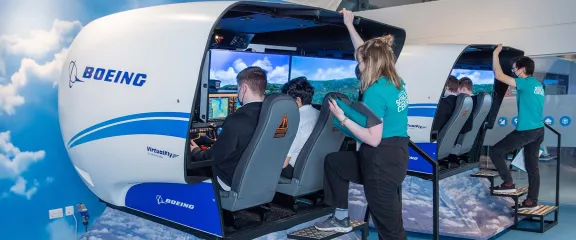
[314,9,409,240]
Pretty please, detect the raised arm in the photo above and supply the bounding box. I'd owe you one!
[340,9,364,51]
[493,44,516,88]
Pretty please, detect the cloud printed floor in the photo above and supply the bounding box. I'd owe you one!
[81,170,515,240]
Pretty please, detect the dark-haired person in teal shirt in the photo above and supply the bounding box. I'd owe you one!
[490,44,545,211]
[313,9,409,240]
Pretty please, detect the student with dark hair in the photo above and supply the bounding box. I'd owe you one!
[280,77,320,178]
[187,66,267,191]
[431,75,460,134]
[490,44,544,210]
[458,77,476,134]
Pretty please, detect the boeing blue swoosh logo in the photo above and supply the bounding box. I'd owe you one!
[67,112,191,148]
[66,104,436,148]
[408,103,437,117]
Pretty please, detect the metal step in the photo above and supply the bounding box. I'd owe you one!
[492,187,528,198]
[512,204,559,233]
[517,204,558,217]
[470,170,499,179]
[287,221,366,240]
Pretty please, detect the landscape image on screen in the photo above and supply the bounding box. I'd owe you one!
[290,56,359,104]
[451,69,495,94]
[209,97,229,120]
[209,49,290,94]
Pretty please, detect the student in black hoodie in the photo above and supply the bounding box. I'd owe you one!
[187,66,266,191]
[431,75,460,134]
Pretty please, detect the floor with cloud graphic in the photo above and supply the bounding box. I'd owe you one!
[81,170,518,240]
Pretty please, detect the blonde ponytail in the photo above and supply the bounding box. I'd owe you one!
[356,34,402,91]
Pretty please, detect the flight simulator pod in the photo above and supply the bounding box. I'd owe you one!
[58,0,524,238]
[397,44,524,177]
[58,1,406,239]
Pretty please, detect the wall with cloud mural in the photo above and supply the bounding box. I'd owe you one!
[0,1,244,239]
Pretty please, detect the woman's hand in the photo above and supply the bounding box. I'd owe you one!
[328,99,346,121]
[339,8,355,27]
[493,43,503,55]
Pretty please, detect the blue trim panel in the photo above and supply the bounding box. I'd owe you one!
[408,142,437,175]
[125,182,224,237]
[69,119,189,148]
[67,112,190,147]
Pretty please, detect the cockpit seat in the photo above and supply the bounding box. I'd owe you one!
[451,92,492,155]
[436,93,473,160]
[220,93,300,211]
[277,93,348,197]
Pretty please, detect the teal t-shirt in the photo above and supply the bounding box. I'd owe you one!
[515,77,545,131]
[363,77,409,138]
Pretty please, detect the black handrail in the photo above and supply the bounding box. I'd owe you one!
[543,123,561,220]
[408,141,439,240]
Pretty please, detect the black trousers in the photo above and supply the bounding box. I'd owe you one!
[489,127,544,201]
[323,137,409,240]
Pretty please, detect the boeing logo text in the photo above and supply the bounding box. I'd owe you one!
[82,66,147,87]
[156,195,195,210]
[147,146,179,158]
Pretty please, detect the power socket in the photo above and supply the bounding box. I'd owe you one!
[65,206,74,216]
[49,208,64,219]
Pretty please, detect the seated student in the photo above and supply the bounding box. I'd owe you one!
[458,77,476,134]
[431,75,459,134]
[187,66,267,191]
[280,77,320,178]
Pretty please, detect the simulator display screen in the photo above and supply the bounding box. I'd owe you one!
[209,49,290,94]
[208,97,229,120]
[451,69,495,94]
[290,56,359,104]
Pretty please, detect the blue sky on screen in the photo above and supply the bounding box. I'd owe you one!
[209,50,290,86]
[290,56,357,81]
[451,69,495,85]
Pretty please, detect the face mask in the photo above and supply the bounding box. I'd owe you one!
[355,64,362,80]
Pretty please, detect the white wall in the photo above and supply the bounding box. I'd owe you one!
[357,0,576,56]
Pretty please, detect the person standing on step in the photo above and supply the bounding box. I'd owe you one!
[313,8,409,240]
[490,44,545,210]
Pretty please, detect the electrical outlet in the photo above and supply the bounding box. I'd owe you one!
[65,206,74,216]
[49,208,64,219]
